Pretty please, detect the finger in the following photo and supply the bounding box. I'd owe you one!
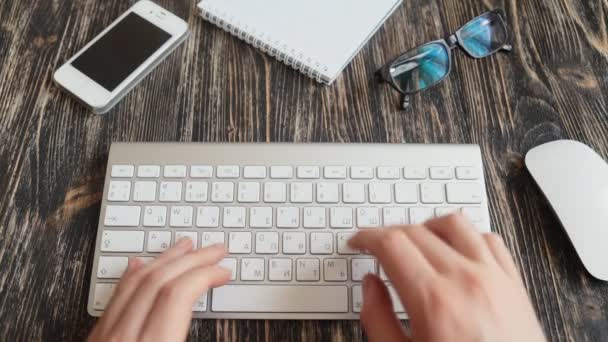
[360,274,410,342]
[348,228,436,314]
[482,233,520,278]
[404,225,470,273]
[98,238,194,334]
[89,257,143,339]
[111,244,226,340]
[425,214,493,262]
[139,265,231,342]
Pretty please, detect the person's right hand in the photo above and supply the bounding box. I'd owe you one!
[348,214,546,342]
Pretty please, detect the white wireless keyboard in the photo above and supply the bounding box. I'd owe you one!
[88,143,491,320]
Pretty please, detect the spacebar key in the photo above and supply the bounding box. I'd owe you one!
[212,285,348,313]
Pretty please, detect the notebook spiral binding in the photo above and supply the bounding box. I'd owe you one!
[200,6,328,83]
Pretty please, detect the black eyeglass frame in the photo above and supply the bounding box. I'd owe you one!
[376,9,513,109]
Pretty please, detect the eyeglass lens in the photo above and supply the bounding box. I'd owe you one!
[388,42,450,94]
[458,12,508,58]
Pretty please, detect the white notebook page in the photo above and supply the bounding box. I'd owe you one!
[199,0,402,83]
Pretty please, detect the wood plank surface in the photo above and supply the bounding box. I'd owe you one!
[1,0,608,340]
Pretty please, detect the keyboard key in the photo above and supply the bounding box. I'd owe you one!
[410,207,434,224]
[283,232,306,254]
[324,166,347,179]
[369,183,391,203]
[108,181,131,202]
[159,182,182,202]
[264,182,286,203]
[303,207,326,228]
[137,257,155,265]
[290,183,313,203]
[223,207,246,228]
[238,182,260,203]
[430,166,453,180]
[403,166,426,179]
[138,165,160,178]
[256,232,279,254]
[147,231,171,252]
[228,232,252,254]
[269,259,292,281]
[104,206,141,226]
[185,182,208,202]
[352,259,376,281]
[462,206,483,222]
[296,259,320,281]
[97,256,128,279]
[133,181,156,202]
[435,207,460,217]
[164,165,187,178]
[241,258,265,281]
[297,166,319,179]
[175,231,198,246]
[270,166,293,179]
[330,207,353,228]
[277,207,299,228]
[352,286,363,312]
[170,206,193,227]
[350,166,373,179]
[456,166,479,180]
[111,165,134,178]
[211,182,234,203]
[357,207,380,228]
[212,285,348,313]
[343,183,365,203]
[383,207,408,226]
[446,183,483,204]
[324,259,348,281]
[192,294,208,312]
[201,232,225,248]
[310,232,333,254]
[394,183,418,203]
[196,206,220,228]
[217,166,239,178]
[93,283,117,310]
[143,206,167,227]
[317,183,339,203]
[243,166,267,179]
[377,166,400,179]
[191,165,213,178]
[420,183,444,204]
[218,258,237,280]
[101,230,144,252]
[249,207,273,228]
[337,233,358,254]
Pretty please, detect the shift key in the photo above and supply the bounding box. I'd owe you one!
[446,183,483,204]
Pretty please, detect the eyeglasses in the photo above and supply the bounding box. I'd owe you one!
[377,10,512,109]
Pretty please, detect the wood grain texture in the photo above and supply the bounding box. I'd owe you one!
[1,0,608,340]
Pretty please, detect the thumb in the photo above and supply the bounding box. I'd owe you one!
[360,274,411,342]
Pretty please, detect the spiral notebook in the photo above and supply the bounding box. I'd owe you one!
[197,0,402,84]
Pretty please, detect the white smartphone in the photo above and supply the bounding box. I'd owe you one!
[54,0,188,114]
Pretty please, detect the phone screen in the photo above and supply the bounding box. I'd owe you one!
[72,12,171,92]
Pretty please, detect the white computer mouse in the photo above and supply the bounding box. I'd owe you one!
[526,140,608,281]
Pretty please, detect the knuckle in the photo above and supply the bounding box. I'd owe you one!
[143,269,166,285]
[158,282,180,302]
[380,230,406,251]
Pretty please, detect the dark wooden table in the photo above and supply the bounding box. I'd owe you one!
[2,0,608,340]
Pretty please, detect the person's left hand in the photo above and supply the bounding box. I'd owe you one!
[87,238,230,342]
